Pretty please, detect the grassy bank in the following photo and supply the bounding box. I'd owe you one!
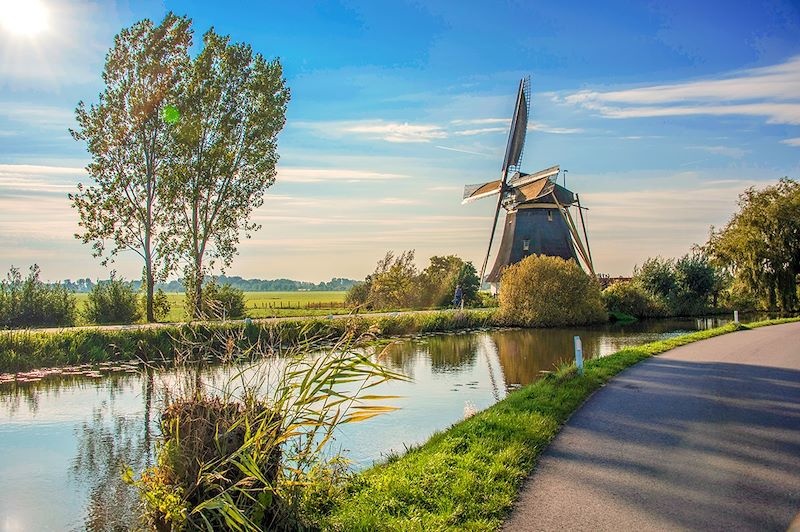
[72,290,350,323]
[0,309,494,373]
[314,317,800,531]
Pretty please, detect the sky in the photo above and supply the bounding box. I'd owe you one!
[0,0,799,283]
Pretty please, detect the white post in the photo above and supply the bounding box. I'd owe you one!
[734,310,739,324]
[574,335,584,376]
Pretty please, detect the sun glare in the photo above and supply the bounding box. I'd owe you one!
[0,0,48,37]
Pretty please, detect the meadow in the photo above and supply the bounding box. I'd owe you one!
[73,291,349,323]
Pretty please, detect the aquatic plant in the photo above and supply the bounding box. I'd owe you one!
[130,323,408,530]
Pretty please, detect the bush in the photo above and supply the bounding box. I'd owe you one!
[140,288,172,322]
[202,281,246,319]
[496,255,607,327]
[83,274,141,324]
[0,265,76,328]
[602,281,667,318]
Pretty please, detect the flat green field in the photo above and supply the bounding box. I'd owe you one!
[74,291,349,323]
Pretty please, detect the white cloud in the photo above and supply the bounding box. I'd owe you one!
[276,166,408,183]
[781,137,800,147]
[377,197,421,205]
[528,122,583,134]
[453,127,507,136]
[562,55,800,126]
[691,145,749,158]
[341,121,446,143]
[450,118,509,126]
[434,145,492,157]
[294,120,446,143]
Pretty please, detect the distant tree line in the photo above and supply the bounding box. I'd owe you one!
[56,276,358,293]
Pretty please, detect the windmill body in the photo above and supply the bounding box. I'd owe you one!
[463,78,594,293]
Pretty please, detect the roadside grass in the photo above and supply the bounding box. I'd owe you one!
[0,309,495,373]
[315,317,800,531]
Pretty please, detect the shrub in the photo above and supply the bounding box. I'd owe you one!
[0,265,76,328]
[140,288,172,322]
[602,281,667,318]
[83,274,141,324]
[496,255,607,327]
[201,281,246,319]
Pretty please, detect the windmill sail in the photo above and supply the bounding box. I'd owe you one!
[501,77,530,173]
[479,77,531,282]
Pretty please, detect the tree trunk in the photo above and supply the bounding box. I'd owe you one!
[192,259,204,319]
[143,233,155,322]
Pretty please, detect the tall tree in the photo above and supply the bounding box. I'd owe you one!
[164,29,289,318]
[70,13,192,322]
[705,178,800,311]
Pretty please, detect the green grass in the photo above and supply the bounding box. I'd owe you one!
[313,317,800,531]
[73,291,350,323]
[0,309,495,373]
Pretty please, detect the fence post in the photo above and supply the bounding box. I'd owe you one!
[574,335,584,376]
[734,310,739,323]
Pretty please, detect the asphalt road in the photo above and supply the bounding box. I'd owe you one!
[504,321,800,532]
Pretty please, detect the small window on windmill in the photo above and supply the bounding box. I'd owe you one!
[522,239,530,251]
[547,210,553,222]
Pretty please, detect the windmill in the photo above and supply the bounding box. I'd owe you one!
[462,77,595,293]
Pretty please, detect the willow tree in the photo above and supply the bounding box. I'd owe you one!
[164,29,289,318]
[705,178,800,311]
[70,13,192,322]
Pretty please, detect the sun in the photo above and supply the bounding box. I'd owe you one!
[0,0,48,37]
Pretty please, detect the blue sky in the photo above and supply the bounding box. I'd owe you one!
[1,0,799,282]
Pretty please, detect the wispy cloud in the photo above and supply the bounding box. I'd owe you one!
[781,137,800,147]
[377,197,421,205]
[453,127,506,136]
[528,122,583,134]
[562,55,800,125]
[294,120,446,143]
[434,145,492,157]
[450,118,509,126]
[277,166,408,183]
[691,145,749,158]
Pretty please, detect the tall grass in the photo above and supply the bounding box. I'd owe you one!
[128,321,408,530]
[0,310,495,373]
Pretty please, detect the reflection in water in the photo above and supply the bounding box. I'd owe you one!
[71,372,155,531]
[0,315,754,530]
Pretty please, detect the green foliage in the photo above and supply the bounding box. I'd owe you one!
[70,13,192,322]
[496,255,607,327]
[131,329,407,530]
[705,178,800,311]
[368,250,419,309]
[82,273,141,324]
[201,281,247,320]
[418,255,481,307]
[347,251,481,310]
[602,281,667,319]
[634,257,677,299]
[316,318,798,530]
[0,309,494,373]
[163,28,290,318]
[631,253,725,316]
[146,288,172,322]
[0,265,76,328]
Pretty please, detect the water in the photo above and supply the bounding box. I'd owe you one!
[0,316,743,530]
